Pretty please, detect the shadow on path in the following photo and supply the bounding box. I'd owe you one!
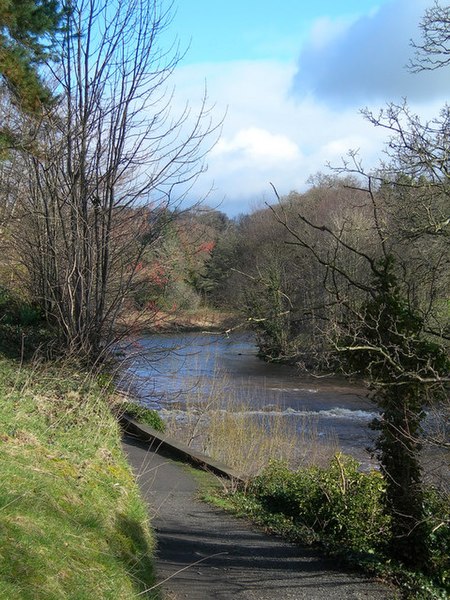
[123,434,396,600]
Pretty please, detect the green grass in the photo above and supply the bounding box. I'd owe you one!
[120,401,166,432]
[0,357,158,599]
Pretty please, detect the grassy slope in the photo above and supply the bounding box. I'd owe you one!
[0,357,157,600]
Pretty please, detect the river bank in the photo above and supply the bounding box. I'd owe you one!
[117,307,241,335]
[124,331,449,486]
[122,331,379,471]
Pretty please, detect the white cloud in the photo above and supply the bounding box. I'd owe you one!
[212,127,301,163]
[308,15,355,50]
[165,1,450,215]
[168,59,392,213]
[169,59,395,212]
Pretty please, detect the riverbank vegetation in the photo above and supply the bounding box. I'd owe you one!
[162,358,449,596]
[0,356,158,599]
[209,456,449,599]
[163,372,339,478]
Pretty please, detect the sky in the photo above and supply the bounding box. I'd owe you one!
[164,0,450,216]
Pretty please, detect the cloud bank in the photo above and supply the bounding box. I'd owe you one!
[293,0,450,105]
[168,1,450,215]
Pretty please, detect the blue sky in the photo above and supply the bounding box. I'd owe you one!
[164,0,449,215]
[172,0,388,63]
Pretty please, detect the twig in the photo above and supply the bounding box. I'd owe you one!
[137,552,229,595]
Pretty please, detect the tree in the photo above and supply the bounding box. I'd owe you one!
[200,220,239,305]
[129,208,223,312]
[220,181,375,364]
[360,102,450,243]
[0,0,61,113]
[217,206,300,361]
[272,178,449,568]
[410,1,450,72]
[13,0,217,357]
[0,0,61,268]
[260,2,450,566]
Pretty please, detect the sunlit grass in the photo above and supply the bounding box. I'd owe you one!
[0,357,158,600]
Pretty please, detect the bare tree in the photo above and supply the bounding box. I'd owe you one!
[226,181,376,365]
[14,0,218,357]
[410,1,450,72]
[271,172,449,569]
[359,102,450,242]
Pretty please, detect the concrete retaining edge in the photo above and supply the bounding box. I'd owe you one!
[119,413,244,483]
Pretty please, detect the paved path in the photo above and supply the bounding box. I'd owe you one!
[123,434,397,600]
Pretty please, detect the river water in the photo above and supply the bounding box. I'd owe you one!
[123,332,382,468]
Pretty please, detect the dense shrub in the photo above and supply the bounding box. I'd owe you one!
[250,454,390,554]
[0,289,50,357]
[423,488,450,587]
[236,454,449,595]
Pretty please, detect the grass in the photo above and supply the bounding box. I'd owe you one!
[119,400,166,432]
[0,356,158,600]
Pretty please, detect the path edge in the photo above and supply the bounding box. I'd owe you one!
[119,413,244,483]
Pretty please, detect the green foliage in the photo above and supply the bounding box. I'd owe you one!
[0,323,54,358]
[0,0,61,112]
[341,256,450,567]
[200,223,239,304]
[0,287,42,326]
[422,488,450,587]
[0,287,51,357]
[250,455,390,555]
[344,256,449,384]
[217,456,449,597]
[96,371,116,394]
[0,289,48,359]
[131,209,223,313]
[122,401,166,433]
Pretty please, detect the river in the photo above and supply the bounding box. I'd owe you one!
[122,331,383,468]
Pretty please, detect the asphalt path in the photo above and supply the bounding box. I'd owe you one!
[122,433,397,600]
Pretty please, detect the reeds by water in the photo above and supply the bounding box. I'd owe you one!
[163,371,339,479]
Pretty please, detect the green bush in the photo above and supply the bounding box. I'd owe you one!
[0,288,42,326]
[250,454,390,555]
[122,402,166,433]
[220,454,449,595]
[423,488,450,587]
